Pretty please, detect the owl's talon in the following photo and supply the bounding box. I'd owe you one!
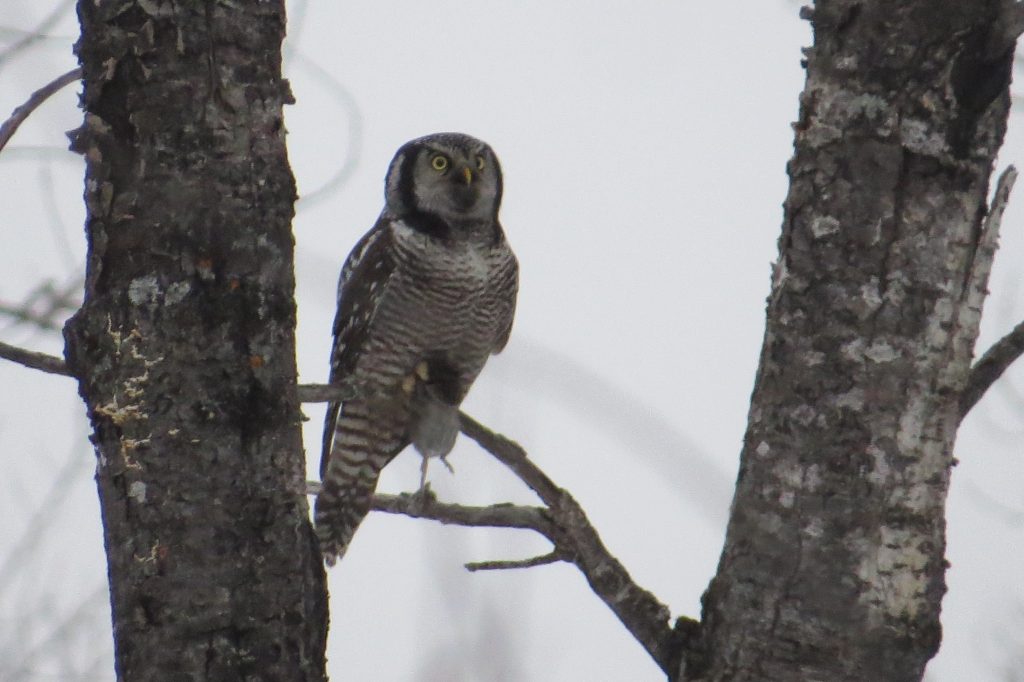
[411,481,435,511]
[402,362,432,396]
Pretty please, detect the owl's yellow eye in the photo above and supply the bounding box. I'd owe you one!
[431,155,449,171]
[475,156,486,171]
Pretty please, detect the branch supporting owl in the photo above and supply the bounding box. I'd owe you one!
[302,381,691,675]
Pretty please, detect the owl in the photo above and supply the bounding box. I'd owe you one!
[315,132,519,564]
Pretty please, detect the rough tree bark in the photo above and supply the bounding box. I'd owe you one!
[63,2,327,680]
[691,3,1019,681]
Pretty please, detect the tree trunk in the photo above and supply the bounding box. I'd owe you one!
[64,2,327,680]
[693,3,1016,680]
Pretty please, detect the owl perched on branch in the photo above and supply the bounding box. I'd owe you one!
[316,133,519,564]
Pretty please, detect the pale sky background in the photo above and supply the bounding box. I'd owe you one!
[1,2,1023,681]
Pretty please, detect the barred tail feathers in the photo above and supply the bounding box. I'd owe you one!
[315,401,407,565]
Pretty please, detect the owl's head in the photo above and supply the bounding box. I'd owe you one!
[384,133,502,231]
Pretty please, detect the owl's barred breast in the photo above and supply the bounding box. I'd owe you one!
[350,219,514,401]
[316,132,518,563]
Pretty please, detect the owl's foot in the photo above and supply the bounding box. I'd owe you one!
[417,452,455,494]
[402,361,431,395]
[410,479,436,511]
[439,454,455,475]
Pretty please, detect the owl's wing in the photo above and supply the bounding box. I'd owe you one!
[492,232,519,354]
[321,217,397,477]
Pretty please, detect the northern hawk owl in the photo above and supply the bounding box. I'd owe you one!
[315,133,519,564]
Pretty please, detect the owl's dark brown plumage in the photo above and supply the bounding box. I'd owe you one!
[315,133,518,564]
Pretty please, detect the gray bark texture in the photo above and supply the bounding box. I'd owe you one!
[64,2,328,680]
[688,2,1018,681]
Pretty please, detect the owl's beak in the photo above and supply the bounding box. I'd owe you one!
[462,166,473,185]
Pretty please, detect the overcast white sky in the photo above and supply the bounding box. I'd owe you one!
[2,2,1024,680]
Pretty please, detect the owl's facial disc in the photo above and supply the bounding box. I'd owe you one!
[385,133,503,228]
[413,144,498,222]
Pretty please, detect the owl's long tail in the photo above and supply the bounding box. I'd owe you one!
[315,400,407,565]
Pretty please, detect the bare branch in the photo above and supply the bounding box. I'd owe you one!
[961,319,1024,417]
[465,551,563,572]
[459,413,684,674]
[0,340,70,376]
[297,382,353,403]
[0,66,81,155]
[372,491,554,534]
[458,412,563,505]
[960,167,1021,419]
[303,482,552,533]
[299,388,688,672]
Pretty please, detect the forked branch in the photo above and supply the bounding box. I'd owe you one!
[961,319,1024,418]
[961,167,1024,419]
[299,382,688,675]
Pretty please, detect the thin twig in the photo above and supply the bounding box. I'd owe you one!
[961,319,1024,417]
[0,341,70,376]
[466,551,563,572]
[297,382,353,403]
[0,66,81,155]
